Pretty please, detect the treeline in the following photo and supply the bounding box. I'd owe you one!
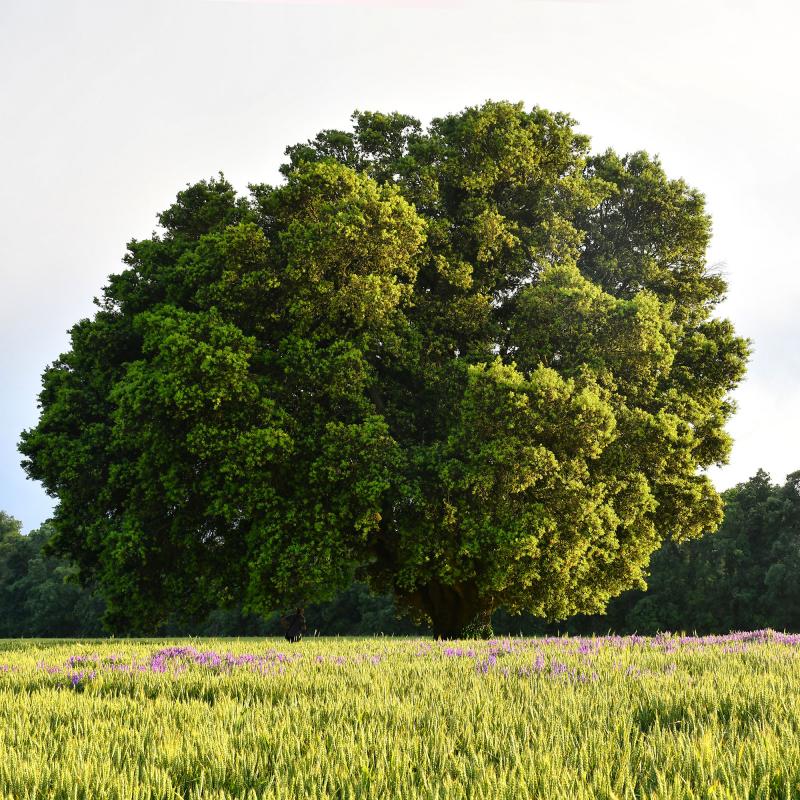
[0,514,105,637]
[2,468,799,637]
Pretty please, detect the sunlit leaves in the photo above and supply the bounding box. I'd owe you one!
[20,101,748,636]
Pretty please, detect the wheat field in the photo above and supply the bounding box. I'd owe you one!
[2,632,800,799]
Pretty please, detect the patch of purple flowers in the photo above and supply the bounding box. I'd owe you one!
[67,670,96,688]
[14,629,800,692]
[475,654,497,674]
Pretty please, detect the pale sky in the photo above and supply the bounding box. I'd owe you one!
[2,0,799,532]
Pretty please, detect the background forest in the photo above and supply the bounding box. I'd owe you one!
[2,468,798,638]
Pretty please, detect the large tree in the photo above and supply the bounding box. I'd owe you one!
[20,101,748,637]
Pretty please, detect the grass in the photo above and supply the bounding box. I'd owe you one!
[2,632,800,799]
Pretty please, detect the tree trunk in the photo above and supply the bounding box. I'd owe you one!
[417,580,493,639]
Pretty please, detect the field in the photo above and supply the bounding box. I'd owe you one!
[2,632,800,799]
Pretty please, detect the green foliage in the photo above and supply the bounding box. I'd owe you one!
[0,515,423,637]
[600,470,800,634]
[20,101,748,637]
[5,465,800,636]
[488,469,800,636]
[0,516,105,637]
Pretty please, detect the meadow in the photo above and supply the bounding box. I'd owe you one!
[2,632,800,799]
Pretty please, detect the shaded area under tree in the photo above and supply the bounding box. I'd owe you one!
[3,468,800,637]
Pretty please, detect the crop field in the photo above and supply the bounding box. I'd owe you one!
[2,632,800,799]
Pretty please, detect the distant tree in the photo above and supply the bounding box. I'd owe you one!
[0,512,28,635]
[0,516,105,637]
[20,101,748,638]
[761,472,800,630]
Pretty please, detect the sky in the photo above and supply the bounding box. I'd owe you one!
[1,0,799,533]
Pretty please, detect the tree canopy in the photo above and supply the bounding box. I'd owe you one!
[20,101,748,637]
